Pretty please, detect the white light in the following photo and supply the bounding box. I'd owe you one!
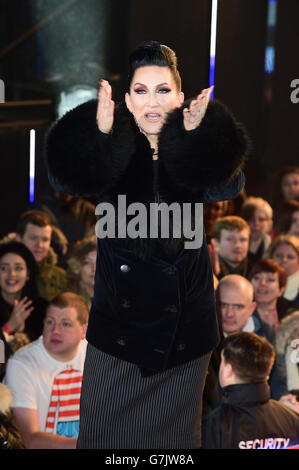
[209,0,218,97]
[29,129,36,203]
[57,85,97,118]
[210,0,218,61]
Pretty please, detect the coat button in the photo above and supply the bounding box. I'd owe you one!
[116,338,126,346]
[120,264,131,272]
[121,299,131,308]
[176,343,186,351]
[163,266,176,275]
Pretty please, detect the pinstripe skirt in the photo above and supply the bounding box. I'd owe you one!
[76,343,211,449]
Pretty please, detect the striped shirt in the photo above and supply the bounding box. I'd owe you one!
[45,367,82,434]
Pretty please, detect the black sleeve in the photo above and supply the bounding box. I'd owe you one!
[201,412,221,449]
[45,100,135,197]
[201,170,245,202]
[158,99,250,195]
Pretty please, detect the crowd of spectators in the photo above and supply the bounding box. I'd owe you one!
[0,165,298,449]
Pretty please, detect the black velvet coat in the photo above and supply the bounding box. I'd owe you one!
[46,98,249,376]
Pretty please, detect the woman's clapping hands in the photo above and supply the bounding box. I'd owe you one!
[96,80,115,134]
[183,86,214,131]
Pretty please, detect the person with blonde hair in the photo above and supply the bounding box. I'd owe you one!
[275,311,299,398]
[66,235,97,310]
[240,196,273,272]
[269,234,299,305]
[274,165,299,208]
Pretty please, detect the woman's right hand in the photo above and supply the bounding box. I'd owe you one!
[6,297,34,333]
[96,79,115,134]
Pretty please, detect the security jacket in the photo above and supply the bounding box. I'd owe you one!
[202,382,299,449]
[46,98,249,375]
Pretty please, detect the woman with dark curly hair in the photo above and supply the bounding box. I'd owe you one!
[0,242,48,343]
[0,242,48,379]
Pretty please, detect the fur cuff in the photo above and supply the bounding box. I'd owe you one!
[46,100,135,197]
[158,99,250,194]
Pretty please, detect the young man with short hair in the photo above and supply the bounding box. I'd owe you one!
[202,332,299,449]
[4,292,88,449]
[16,210,67,301]
[213,216,250,279]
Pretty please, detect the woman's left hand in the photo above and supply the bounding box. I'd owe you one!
[183,86,214,131]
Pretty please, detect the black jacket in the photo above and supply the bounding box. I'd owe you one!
[46,98,249,375]
[202,382,299,449]
[202,333,287,415]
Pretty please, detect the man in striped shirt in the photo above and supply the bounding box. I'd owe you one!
[4,292,88,449]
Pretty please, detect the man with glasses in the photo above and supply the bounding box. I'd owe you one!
[202,274,287,414]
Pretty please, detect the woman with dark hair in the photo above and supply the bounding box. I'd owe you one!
[274,199,299,239]
[0,242,48,346]
[46,40,249,449]
[280,166,299,201]
[272,165,299,210]
[249,258,295,334]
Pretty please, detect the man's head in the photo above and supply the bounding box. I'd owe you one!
[213,216,250,268]
[217,274,256,335]
[16,210,52,263]
[43,292,89,362]
[219,332,275,388]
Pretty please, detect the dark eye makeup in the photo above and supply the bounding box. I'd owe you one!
[133,87,171,94]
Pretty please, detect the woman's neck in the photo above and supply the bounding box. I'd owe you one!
[256,300,278,324]
[1,289,22,305]
[80,282,94,298]
[249,235,263,254]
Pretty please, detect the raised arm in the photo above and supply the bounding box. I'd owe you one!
[158,96,250,196]
[46,81,135,197]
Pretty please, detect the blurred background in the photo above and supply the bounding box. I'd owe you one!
[0,0,298,238]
